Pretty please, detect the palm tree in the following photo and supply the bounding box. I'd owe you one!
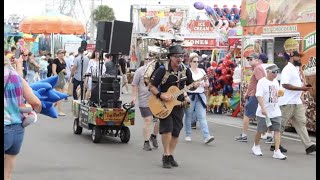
[92,5,116,22]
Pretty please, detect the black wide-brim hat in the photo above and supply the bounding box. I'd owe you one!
[168,45,185,54]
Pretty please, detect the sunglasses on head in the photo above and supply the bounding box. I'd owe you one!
[172,54,184,58]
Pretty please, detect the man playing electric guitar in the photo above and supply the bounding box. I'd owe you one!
[148,45,200,169]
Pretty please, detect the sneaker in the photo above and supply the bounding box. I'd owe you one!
[168,155,179,167]
[191,122,196,129]
[252,145,263,156]
[162,155,171,168]
[261,133,268,140]
[149,134,159,148]
[270,145,287,153]
[234,134,247,142]
[143,141,152,151]
[185,136,192,142]
[204,136,215,144]
[306,144,316,154]
[265,137,274,144]
[273,149,287,160]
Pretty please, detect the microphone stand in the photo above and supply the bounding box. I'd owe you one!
[80,55,84,103]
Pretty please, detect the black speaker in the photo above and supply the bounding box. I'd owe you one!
[108,20,133,55]
[90,76,121,107]
[96,21,112,52]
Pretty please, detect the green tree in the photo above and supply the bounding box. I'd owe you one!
[92,5,116,22]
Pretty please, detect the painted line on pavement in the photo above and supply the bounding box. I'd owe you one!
[208,120,312,143]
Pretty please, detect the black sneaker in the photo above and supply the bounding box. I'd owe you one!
[270,145,287,153]
[162,155,171,168]
[143,141,152,151]
[150,134,159,148]
[168,155,178,167]
[234,134,248,142]
[306,144,316,154]
[191,122,196,129]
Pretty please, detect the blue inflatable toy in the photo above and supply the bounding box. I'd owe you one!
[30,76,69,118]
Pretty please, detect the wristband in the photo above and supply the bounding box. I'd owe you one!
[156,92,161,99]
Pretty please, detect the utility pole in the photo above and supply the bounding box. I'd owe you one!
[89,0,95,43]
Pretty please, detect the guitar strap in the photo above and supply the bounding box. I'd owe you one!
[161,63,187,86]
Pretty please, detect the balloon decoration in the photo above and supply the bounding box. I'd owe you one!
[193,2,205,10]
[207,53,238,113]
[193,2,241,29]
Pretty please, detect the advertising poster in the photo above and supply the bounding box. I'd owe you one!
[131,5,188,34]
[240,0,316,26]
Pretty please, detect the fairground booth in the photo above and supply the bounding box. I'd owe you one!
[240,0,316,132]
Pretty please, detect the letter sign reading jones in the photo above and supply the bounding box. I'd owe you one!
[303,31,316,52]
[185,38,216,47]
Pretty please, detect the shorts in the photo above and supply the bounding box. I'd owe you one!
[244,96,258,118]
[88,77,92,91]
[122,74,128,84]
[159,106,184,138]
[256,116,281,132]
[4,124,25,155]
[139,107,153,118]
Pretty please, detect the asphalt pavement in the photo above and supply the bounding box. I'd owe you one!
[14,92,316,180]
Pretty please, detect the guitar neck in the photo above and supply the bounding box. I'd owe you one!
[172,76,206,99]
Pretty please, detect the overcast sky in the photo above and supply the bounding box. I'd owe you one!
[4,0,241,23]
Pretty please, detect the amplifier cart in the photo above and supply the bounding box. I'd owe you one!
[72,100,135,143]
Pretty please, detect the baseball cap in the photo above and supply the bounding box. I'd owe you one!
[189,52,199,60]
[246,52,259,59]
[291,51,303,57]
[258,53,268,63]
[266,64,280,72]
[56,49,66,54]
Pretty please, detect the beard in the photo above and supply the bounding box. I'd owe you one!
[293,60,302,66]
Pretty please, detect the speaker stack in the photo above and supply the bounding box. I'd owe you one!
[93,20,133,108]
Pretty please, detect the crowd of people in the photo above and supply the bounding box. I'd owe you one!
[4,43,316,174]
[130,43,316,169]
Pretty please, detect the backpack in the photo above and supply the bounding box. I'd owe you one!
[144,60,187,86]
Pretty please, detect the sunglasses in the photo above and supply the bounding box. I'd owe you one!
[23,55,28,57]
[271,70,279,74]
[192,61,199,63]
[172,54,184,58]
[247,58,253,61]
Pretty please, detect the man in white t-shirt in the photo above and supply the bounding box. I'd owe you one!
[278,51,315,154]
[252,65,286,160]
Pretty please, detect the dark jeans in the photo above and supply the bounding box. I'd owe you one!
[72,78,84,100]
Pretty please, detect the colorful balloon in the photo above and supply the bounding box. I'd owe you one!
[193,2,205,10]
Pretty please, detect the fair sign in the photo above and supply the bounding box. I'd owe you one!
[303,31,316,52]
[187,20,214,33]
[262,25,297,34]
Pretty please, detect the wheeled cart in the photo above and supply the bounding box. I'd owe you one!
[72,100,135,143]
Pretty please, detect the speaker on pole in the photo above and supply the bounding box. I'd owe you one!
[108,20,133,55]
[95,21,112,52]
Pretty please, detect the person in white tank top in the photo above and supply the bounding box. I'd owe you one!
[183,53,215,144]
